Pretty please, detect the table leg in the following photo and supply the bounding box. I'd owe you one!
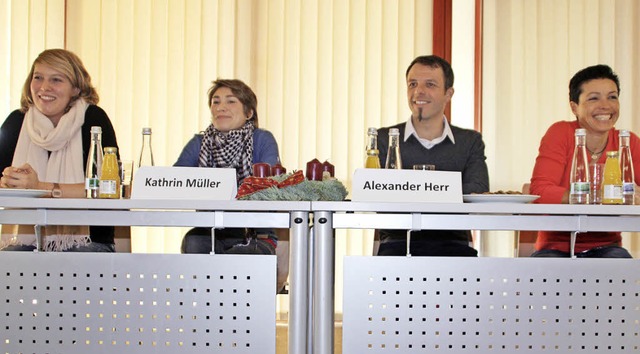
[307,224,314,354]
[313,211,334,354]
[289,211,310,354]
[34,224,42,252]
[209,227,216,254]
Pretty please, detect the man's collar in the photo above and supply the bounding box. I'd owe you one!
[404,116,455,144]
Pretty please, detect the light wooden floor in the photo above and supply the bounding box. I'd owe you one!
[276,320,342,354]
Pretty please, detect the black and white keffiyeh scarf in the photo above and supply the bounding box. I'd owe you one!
[198,121,254,185]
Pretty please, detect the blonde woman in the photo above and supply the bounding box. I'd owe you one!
[0,48,119,252]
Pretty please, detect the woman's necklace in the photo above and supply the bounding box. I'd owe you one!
[587,142,607,160]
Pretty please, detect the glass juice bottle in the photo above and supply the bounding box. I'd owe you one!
[602,151,623,205]
[619,129,635,205]
[138,127,155,167]
[85,126,103,198]
[569,128,590,204]
[99,147,121,199]
[385,128,402,169]
[365,127,381,168]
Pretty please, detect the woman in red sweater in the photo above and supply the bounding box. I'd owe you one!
[530,65,640,258]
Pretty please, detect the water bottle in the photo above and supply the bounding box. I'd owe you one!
[569,128,590,204]
[385,128,402,169]
[85,126,103,198]
[619,130,635,205]
[138,127,155,167]
[365,127,381,168]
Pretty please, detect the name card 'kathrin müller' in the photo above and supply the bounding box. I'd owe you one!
[131,166,237,200]
[352,168,462,203]
[143,176,222,188]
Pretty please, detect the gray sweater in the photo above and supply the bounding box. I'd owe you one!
[377,121,490,242]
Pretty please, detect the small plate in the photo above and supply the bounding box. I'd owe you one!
[0,188,50,198]
[463,194,539,203]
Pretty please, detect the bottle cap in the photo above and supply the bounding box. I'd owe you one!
[619,129,630,137]
[90,126,102,134]
[142,127,152,135]
[389,128,400,136]
[575,128,586,136]
[367,127,378,135]
[104,147,118,154]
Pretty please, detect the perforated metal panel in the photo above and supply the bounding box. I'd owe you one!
[344,257,640,353]
[1,253,275,354]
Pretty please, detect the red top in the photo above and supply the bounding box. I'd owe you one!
[530,120,640,253]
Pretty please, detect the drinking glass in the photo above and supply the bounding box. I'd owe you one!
[589,163,604,204]
[119,160,134,199]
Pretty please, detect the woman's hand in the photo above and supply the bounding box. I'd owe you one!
[0,164,40,189]
[634,185,640,205]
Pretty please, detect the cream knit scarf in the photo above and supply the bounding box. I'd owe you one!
[1,99,90,251]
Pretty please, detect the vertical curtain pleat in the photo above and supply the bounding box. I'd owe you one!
[1,0,65,115]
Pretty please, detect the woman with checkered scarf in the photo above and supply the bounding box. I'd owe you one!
[174,79,280,254]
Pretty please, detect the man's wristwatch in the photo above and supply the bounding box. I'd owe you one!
[51,183,62,198]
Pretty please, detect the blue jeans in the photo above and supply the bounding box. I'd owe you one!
[531,245,632,258]
[1,242,115,252]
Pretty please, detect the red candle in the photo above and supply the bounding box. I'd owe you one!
[322,160,335,177]
[306,158,323,181]
[252,163,271,177]
[271,163,286,176]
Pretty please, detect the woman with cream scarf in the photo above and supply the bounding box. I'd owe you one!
[0,49,119,252]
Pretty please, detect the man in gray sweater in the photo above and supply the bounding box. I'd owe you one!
[377,55,490,256]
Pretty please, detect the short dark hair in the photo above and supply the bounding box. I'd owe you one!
[405,55,454,90]
[569,64,620,104]
[207,79,259,128]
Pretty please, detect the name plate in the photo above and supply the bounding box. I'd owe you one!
[131,166,237,200]
[351,168,462,203]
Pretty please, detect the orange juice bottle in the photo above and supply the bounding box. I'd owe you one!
[602,151,623,204]
[365,127,381,168]
[99,147,121,199]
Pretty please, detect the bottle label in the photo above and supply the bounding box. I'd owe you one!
[622,182,635,195]
[99,180,118,195]
[603,184,623,199]
[570,182,589,194]
[85,177,99,190]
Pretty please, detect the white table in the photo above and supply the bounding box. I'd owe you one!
[0,198,312,354]
[311,201,640,354]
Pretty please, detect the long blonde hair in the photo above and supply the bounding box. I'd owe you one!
[20,49,99,113]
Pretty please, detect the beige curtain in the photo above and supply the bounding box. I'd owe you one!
[483,0,640,256]
[0,0,66,115]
